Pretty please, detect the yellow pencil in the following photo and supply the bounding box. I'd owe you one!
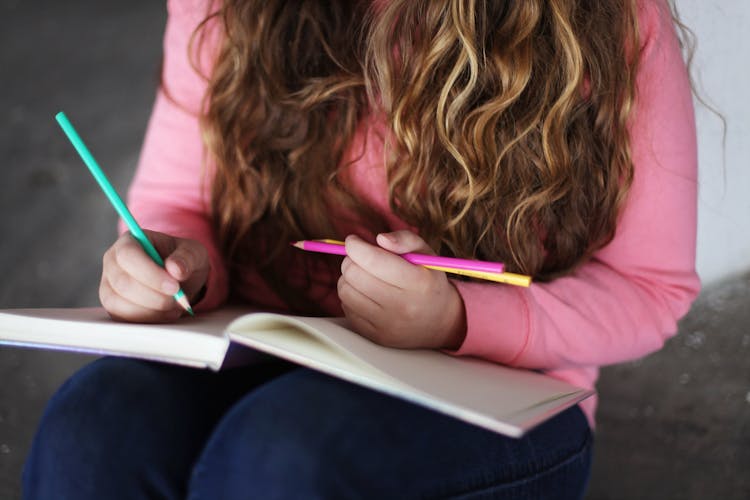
[422,265,532,287]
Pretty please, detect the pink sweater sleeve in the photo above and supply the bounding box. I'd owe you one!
[124,0,228,310]
[452,0,700,370]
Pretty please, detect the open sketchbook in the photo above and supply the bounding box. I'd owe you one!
[0,307,593,438]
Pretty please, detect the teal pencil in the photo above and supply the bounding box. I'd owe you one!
[55,111,194,316]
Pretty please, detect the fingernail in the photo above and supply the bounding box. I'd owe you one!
[378,233,396,244]
[169,258,187,277]
[162,280,179,295]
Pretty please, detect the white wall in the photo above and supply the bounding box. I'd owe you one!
[678,1,750,285]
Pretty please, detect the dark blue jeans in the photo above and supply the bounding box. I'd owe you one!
[23,357,592,499]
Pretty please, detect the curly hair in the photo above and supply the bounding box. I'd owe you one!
[195,0,642,302]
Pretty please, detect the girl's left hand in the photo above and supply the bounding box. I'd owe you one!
[337,231,467,350]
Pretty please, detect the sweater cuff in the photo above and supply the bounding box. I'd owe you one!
[448,280,531,365]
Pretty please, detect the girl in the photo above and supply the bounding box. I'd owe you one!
[24,0,699,498]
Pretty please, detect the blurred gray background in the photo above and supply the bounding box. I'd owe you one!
[1,1,748,499]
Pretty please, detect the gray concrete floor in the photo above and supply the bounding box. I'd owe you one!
[1,1,748,498]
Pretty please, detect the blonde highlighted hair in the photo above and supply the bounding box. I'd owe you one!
[195,0,644,304]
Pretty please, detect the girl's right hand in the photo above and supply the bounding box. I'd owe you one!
[100,230,210,323]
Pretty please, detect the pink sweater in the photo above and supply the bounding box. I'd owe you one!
[126,0,700,428]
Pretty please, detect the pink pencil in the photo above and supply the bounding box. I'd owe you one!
[292,239,505,274]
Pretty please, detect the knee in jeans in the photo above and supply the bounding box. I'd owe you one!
[24,358,198,499]
[188,373,375,498]
[29,358,169,462]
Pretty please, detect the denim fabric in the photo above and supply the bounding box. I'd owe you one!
[23,357,592,499]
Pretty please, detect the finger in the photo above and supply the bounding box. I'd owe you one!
[164,238,209,282]
[340,257,397,308]
[375,230,436,255]
[104,267,180,312]
[337,273,384,317]
[340,302,379,341]
[112,234,180,296]
[344,234,435,288]
[100,279,182,324]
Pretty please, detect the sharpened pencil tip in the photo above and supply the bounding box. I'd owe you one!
[175,294,195,317]
[291,241,304,249]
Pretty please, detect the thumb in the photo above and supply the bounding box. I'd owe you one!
[375,230,436,256]
[143,229,178,260]
[164,237,209,282]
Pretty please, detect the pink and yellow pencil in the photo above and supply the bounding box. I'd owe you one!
[292,239,531,287]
